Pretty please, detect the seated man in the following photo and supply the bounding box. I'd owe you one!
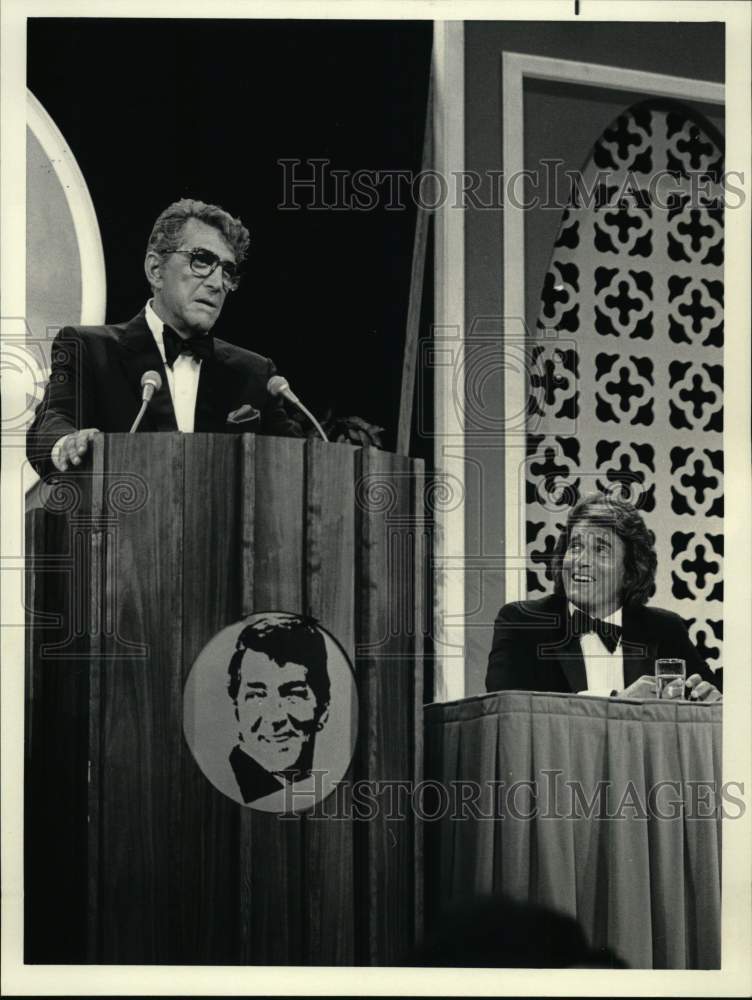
[486,493,721,700]
[27,197,301,478]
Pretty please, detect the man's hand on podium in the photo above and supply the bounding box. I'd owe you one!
[52,427,101,471]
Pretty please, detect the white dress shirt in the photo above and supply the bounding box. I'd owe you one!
[145,300,201,432]
[569,602,624,696]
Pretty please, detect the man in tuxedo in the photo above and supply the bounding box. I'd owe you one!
[226,613,331,805]
[486,493,722,700]
[27,198,301,478]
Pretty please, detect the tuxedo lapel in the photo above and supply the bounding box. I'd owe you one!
[118,312,177,431]
[194,340,257,431]
[193,350,226,432]
[621,606,658,687]
[539,595,588,693]
[554,632,588,694]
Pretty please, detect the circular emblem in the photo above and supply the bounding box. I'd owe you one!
[183,612,358,813]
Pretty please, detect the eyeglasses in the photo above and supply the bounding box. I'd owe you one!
[167,247,241,291]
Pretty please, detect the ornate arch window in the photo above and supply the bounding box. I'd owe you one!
[526,100,724,670]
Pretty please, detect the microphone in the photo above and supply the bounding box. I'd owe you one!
[267,375,328,442]
[130,370,163,433]
[267,375,299,405]
[141,370,162,402]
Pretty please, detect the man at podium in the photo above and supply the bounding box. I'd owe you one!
[27,197,301,478]
[486,493,722,701]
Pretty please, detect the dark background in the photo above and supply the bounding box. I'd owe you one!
[27,18,433,453]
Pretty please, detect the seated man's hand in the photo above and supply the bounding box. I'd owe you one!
[52,428,100,471]
[618,675,684,699]
[618,673,721,702]
[686,673,722,703]
[618,675,656,698]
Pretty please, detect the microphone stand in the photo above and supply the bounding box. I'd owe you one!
[130,372,162,433]
[129,401,149,434]
[294,399,329,442]
[268,376,329,442]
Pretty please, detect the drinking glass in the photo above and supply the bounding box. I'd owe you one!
[655,658,686,700]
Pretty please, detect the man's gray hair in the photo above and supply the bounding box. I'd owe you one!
[146,198,250,262]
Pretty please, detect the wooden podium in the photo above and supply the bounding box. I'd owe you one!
[25,434,425,965]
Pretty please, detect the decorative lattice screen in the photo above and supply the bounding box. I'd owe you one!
[525,101,723,671]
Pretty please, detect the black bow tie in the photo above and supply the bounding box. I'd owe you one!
[571,608,622,654]
[162,324,214,368]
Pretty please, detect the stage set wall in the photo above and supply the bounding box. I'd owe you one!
[462,21,726,696]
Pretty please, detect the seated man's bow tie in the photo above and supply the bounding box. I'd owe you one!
[571,608,622,654]
[162,324,214,367]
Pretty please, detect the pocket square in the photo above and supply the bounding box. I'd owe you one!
[227,404,261,424]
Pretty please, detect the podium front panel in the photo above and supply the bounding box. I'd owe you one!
[25,433,424,965]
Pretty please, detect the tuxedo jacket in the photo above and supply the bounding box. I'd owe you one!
[229,744,287,804]
[486,592,720,694]
[27,310,302,477]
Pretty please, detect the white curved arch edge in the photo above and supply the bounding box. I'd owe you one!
[26,88,106,324]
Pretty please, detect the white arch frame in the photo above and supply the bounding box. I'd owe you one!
[26,88,106,324]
